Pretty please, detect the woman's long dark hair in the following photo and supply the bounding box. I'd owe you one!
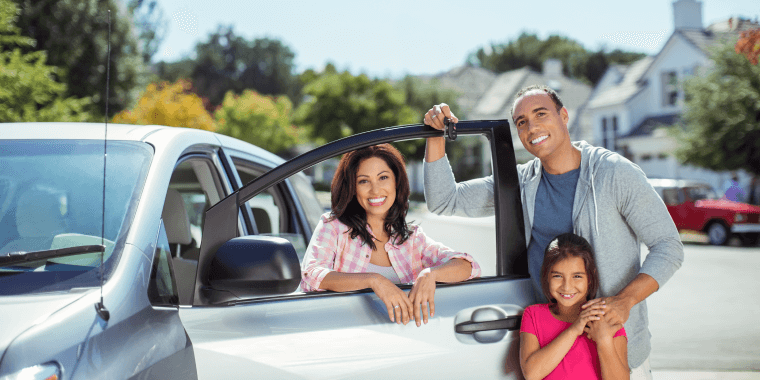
[540,233,600,303]
[331,144,411,250]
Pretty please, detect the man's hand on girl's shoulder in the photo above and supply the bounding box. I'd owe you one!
[582,295,632,325]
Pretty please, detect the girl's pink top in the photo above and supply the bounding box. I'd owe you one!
[521,303,627,380]
[300,213,481,291]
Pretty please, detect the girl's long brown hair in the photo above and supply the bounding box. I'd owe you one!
[330,144,411,250]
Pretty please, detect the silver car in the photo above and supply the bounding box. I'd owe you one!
[0,121,535,379]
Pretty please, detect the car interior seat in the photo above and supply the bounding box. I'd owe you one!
[0,187,66,256]
[251,207,272,234]
[161,188,197,305]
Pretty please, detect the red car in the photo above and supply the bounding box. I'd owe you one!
[648,179,760,246]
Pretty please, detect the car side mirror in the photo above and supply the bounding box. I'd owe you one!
[205,236,301,303]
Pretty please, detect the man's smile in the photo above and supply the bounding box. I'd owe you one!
[531,135,549,145]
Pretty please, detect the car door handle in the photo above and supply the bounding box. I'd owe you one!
[455,315,521,334]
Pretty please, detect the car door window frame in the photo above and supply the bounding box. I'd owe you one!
[194,121,526,306]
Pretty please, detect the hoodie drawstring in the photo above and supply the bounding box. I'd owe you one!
[590,170,599,235]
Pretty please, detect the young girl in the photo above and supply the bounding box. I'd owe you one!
[519,233,629,380]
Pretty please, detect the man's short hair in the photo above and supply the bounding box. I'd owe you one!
[510,85,564,119]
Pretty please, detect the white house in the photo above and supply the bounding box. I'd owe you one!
[585,0,759,191]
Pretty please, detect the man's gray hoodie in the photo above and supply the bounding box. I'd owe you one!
[424,140,684,368]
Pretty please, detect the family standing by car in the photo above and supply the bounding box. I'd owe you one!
[417,85,684,379]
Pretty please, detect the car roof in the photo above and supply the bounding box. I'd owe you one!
[0,122,284,166]
[647,178,712,188]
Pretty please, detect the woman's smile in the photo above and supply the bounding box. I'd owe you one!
[355,156,396,219]
[368,196,387,206]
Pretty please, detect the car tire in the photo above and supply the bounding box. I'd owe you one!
[707,222,730,246]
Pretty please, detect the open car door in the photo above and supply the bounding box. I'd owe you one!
[181,121,537,379]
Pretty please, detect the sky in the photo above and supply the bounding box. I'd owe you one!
[153,0,758,78]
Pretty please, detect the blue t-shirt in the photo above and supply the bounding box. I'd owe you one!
[527,167,580,301]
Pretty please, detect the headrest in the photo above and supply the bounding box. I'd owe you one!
[161,188,193,245]
[15,188,66,238]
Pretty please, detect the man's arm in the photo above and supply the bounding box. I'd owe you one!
[422,104,496,217]
[584,160,683,323]
[423,103,455,164]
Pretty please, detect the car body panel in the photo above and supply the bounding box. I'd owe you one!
[181,278,534,380]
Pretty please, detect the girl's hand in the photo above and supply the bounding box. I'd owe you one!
[408,268,437,326]
[571,301,606,336]
[371,275,413,325]
[584,319,622,345]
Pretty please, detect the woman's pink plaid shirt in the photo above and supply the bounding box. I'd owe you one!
[300,213,481,291]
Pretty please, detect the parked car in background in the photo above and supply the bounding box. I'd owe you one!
[0,121,533,379]
[648,178,760,246]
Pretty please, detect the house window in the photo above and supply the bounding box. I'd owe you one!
[601,117,608,149]
[612,116,618,151]
[662,71,678,106]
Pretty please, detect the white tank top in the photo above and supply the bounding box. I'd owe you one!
[366,263,401,284]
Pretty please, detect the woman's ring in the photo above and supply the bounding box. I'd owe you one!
[393,305,400,309]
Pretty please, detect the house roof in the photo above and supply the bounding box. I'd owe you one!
[462,66,592,157]
[468,68,592,121]
[586,57,654,109]
[621,113,681,138]
[435,65,497,118]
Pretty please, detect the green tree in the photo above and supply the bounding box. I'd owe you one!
[112,80,215,131]
[14,0,146,117]
[293,66,418,155]
[215,89,304,155]
[128,0,167,64]
[675,42,760,175]
[0,0,91,122]
[471,33,644,85]
[158,27,299,109]
[397,75,462,117]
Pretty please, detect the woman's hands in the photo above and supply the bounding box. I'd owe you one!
[371,275,413,325]
[570,301,606,336]
[408,268,436,326]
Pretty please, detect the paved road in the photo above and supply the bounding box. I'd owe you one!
[408,208,760,372]
[647,241,760,371]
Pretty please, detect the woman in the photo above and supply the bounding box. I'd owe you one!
[301,144,480,327]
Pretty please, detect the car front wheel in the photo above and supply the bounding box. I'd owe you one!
[707,222,730,246]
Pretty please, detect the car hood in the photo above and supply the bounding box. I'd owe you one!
[0,290,95,355]
[695,199,760,213]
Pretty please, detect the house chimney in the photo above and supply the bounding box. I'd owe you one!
[542,59,563,77]
[673,0,703,30]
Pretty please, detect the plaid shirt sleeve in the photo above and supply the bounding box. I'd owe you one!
[412,225,481,280]
[300,214,341,292]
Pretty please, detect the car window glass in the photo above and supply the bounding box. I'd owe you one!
[290,172,325,232]
[233,160,308,259]
[688,186,717,201]
[662,188,680,205]
[401,136,497,277]
[0,140,152,295]
[148,221,178,306]
[164,157,225,305]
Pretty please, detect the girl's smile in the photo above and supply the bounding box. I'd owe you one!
[549,256,588,310]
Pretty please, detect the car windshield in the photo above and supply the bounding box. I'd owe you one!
[0,140,153,296]
[688,186,719,201]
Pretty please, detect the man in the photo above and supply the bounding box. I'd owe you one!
[422,85,683,379]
